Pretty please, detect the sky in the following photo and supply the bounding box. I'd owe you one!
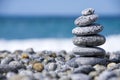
[0,0,120,16]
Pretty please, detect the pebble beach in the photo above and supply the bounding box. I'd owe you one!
[0,48,120,80]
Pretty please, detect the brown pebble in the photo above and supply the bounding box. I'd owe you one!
[33,63,44,72]
[21,53,29,59]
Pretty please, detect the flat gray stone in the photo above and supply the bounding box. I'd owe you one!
[72,47,106,57]
[75,57,108,66]
[73,34,106,46]
[81,8,95,16]
[73,65,95,74]
[74,14,98,26]
[71,73,91,80]
[72,24,103,36]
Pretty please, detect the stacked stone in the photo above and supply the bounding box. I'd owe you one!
[72,8,107,65]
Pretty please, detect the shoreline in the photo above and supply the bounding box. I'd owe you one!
[0,34,120,52]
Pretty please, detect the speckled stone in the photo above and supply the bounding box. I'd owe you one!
[74,14,98,26]
[81,8,95,16]
[75,57,108,66]
[73,34,106,47]
[72,47,105,57]
[72,24,103,36]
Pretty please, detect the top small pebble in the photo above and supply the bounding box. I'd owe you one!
[81,8,95,16]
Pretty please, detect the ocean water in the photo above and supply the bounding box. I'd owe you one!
[0,16,120,52]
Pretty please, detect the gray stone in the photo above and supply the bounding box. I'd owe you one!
[74,14,98,26]
[25,48,35,54]
[9,61,25,69]
[73,65,95,74]
[19,70,33,76]
[66,58,79,68]
[46,62,57,71]
[72,24,103,36]
[73,34,106,46]
[1,56,13,64]
[72,47,106,57]
[0,64,18,73]
[71,73,91,80]
[6,72,16,79]
[98,71,117,80]
[81,8,95,16]
[109,51,120,63]
[75,57,108,66]
[8,75,34,80]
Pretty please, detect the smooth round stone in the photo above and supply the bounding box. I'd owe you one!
[72,47,105,57]
[73,65,95,74]
[73,34,106,46]
[71,73,91,80]
[46,62,57,71]
[81,8,95,16]
[72,24,103,36]
[74,14,98,26]
[93,64,106,73]
[98,71,117,80]
[75,57,108,66]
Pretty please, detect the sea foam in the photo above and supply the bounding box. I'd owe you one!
[0,35,120,52]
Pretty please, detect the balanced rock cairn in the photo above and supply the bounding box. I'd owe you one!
[72,8,107,65]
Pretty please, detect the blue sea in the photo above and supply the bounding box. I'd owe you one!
[0,16,120,52]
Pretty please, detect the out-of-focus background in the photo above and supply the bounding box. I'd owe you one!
[0,0,120,52]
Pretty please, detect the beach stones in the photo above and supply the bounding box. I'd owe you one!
[81,8,95,16]
[73,47,105,57]
[72,8,106,65]
[72,24,103,36]
[73,35,105,46]
[74,14,98,26]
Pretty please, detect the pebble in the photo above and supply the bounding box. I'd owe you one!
[98,71,117,80]
[25,48,35,54]
[107,63,117,70]
[9,75,34,80]
[1,56,13,64]
[73,47,105,57]
[66,58,79,68]
[33,62,44,72]
[21,53,29,59]
[9,61,25,69]
[74,14,98,26]
[81,8,95,16]
[6,72,16,79]
[71,73,91,80]
[0,64,18,73]
[46,62,57,71]
[75,57,108,66]
[72,24,103,36]
[73,34,106,46]
[89,71,99,78]
[19,70,33,76]
[109,51,120,63]
[73,65,95,74]
[93,64,106,73]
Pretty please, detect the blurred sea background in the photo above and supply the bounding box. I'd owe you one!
[0,0,120,52]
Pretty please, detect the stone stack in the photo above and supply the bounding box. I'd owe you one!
[72,8,107,65]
